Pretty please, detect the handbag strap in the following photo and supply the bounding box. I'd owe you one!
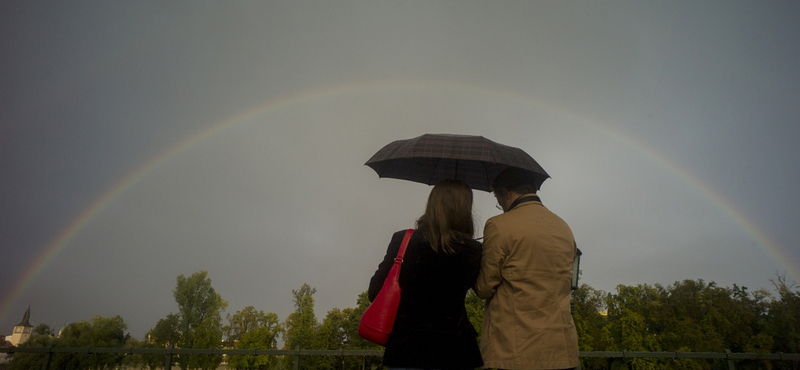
[395,229,414,262]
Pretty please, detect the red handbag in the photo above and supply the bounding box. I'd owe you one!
[358,229,414,346]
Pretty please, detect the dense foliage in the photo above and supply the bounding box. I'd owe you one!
[223,306,282,369]
[8,316,130,370]
[6,272,798,370]
[573,276,799,370]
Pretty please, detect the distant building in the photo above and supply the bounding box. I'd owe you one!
[7,306,33,346]
[0,335,10,365]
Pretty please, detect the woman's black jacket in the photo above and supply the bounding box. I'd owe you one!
[368,229,483,370]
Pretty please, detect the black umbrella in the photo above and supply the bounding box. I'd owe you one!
[365,134,549,192]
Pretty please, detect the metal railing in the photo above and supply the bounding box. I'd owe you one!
[2,346,799,370]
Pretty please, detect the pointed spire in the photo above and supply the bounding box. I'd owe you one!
[16,305,32,328]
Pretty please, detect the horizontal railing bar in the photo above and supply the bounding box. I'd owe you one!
[676,352,726,359]
[578,351,727,359]
[1,346,798,362]
[0,347,384,356]
[728,353,779,360]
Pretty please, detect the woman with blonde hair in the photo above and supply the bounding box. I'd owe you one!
[368,179,483,370]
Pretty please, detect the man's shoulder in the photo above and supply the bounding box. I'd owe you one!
[487,206,569,233]
[486,208,527,225]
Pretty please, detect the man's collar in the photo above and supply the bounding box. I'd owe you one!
[507,193,541,211]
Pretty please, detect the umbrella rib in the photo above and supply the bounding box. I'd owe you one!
[482,161,493,192]
[428,158,442,185]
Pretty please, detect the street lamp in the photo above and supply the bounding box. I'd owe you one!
[570,248,583,315]
[571,248,582,290]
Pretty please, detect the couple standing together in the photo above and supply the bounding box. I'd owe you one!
[368,168,580,370]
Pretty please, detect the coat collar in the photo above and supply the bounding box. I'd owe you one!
[508,193,541,211]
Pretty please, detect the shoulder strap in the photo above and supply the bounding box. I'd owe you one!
[395,229,414,261]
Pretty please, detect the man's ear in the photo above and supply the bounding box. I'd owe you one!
[499,189,510,199]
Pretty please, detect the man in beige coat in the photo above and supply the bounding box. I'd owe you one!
[475,168,579,370]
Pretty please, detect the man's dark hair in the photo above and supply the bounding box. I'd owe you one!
[491,167,541,195]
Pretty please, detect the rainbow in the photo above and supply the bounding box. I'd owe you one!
[1,80,796,323]
[601,126,795,277]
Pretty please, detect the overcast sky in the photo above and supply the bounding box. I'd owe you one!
[2,1,799,340]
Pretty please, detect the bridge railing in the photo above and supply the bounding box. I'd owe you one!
[2,346,799,370]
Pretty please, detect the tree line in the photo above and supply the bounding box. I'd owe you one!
[6,271,799,370]
[573,276,799,370]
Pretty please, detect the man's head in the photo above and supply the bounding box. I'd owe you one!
[492,167,540,212]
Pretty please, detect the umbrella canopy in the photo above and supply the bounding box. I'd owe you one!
[365,134,549,192]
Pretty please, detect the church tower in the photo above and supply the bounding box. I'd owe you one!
[8,305,33,346]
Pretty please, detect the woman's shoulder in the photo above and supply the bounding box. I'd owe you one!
[449,237,481,256]
[462,237,482,250]
[390,229,426,251]
[390,228,416,241]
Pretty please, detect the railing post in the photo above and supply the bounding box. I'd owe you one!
[165,343,175,370]
[40,344,54,370]
[725,349,736,370]
[293,346,300,370]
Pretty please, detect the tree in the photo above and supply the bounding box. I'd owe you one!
[283,284,318,350]
[224,306,280,346]
[315,308,348,349]
[282,284,319,370]
[130,314,182,370]
[342,291,383,370]
[124,337,166,370]
[52,316,130,370]
[33,323,54,336]
[172,271,229,370]
[464,289,485,343]
[7,334,53,370]
[767,274,800,355]
[602,284,663,370]
[586,279,794,370]
[572,284,606,350]
[313,308,351,370]
[225,306,282,370]
[150,313,181,346]
[658,280,721,352]
[342,291,381,351]
[572,284,608,370]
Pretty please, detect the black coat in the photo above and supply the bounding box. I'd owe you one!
[368,229,483,370]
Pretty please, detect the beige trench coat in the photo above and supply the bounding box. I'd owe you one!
[474,195,579,370]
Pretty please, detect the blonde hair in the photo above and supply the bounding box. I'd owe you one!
[416,179,475,254]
